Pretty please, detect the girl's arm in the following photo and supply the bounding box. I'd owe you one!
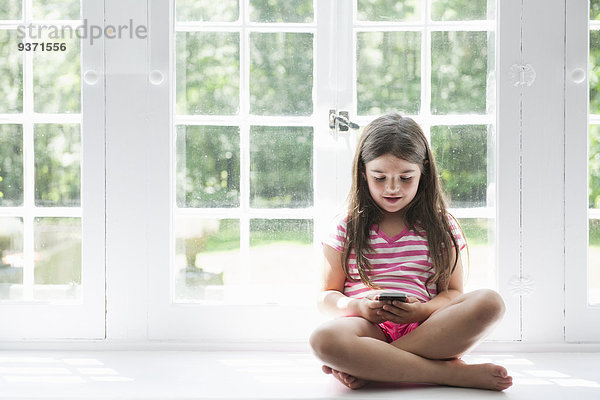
[421,249,465,317]
[317,244,385,322]
[379,247,464,323]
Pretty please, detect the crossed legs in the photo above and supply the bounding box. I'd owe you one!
[309,289,512,391]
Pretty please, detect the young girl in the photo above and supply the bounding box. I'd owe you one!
[309,113,512,391]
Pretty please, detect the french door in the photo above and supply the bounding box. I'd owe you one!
[0,0,105,339]
[147,0,521,342]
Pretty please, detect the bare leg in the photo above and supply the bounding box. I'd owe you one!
[310,289,512,391]
[310,317,512,390]
[392,289,506,359]
[316,317,387,390]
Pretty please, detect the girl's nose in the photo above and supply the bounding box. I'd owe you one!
[386,178,401,193]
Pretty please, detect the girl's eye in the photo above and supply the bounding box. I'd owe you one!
[374,176,385,181]
[401,177,413,182]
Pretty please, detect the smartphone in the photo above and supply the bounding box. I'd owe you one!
[377,292,408,302]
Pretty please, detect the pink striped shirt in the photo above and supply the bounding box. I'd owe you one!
[323,216,466,302]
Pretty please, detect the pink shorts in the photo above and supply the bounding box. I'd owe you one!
[378,321,420,343]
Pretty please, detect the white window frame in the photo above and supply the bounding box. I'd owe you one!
[565,0,600,341]
[494,0,522,341]
[3,0,592,345]
[518,0,567,343]
[0,0,105,339]
[103,0,169,340]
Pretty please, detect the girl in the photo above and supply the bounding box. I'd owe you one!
[309,113,512,391]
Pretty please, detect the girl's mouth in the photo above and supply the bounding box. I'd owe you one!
[383,196,401,204]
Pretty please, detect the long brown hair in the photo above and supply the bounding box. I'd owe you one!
[343,113,460,292]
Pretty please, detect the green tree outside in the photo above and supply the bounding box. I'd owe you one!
[249,0,312,22]
[431,125,489,208]
[0,125,23,206]
[176,125,240,208]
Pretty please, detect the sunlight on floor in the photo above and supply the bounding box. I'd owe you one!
[0,351,599,399]
[217,354,326,385]
[465,354,600,390]
[0,355,134,384]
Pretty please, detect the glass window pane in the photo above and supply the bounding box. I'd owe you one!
[591,31,600,115]
[250,32,313,116]
[176,0,238,22]
[33,218,81,300]
[357,31,421,116]
[590,219,600,305]
[0,30,23,113]
[176,32,240,115]
[431,125,489,208]
[176,125,240,208]
[431,31,489,115]
[591,125,600,209]
[249,219,314,304]
[357,0,421,22]
[174,218,240,303]
[0,124,23,206]
[0,0,21,19]
[250,126,313,208]
[591,126,600,305]
[33,0,80,20]
[33,35,80,114]
[431,0,489,21]
[34,124,81,207]
[250,0,313,23]
[33,217,81,301]
[458,218,495,292]
[593,0,600,21]
[0,217,23,300]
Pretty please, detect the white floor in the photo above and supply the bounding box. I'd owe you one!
[0,350,599,399]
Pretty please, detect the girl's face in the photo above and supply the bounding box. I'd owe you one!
[364,153,421,215]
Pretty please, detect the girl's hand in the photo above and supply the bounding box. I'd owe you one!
[377,296,432,324]
[356,295,387,324]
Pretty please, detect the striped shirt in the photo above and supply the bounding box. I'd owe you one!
[323,216,466,302]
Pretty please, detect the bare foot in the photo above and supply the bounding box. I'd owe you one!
[445,359,513,391]
[322,365,370,390]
